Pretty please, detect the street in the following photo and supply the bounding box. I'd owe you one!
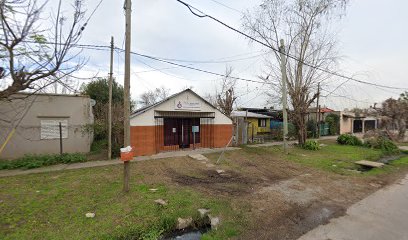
[299,174,408,240]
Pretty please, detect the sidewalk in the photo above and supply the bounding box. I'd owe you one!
[0,147,240,177]
[298,174,408,240]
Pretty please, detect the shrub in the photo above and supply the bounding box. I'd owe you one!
[364,136,400,154]
[337,134,362,146]
[0,153,87,170]
[325,114,340,135]
[303,140,320,150]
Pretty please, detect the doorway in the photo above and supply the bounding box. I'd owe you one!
[164,118,200,148]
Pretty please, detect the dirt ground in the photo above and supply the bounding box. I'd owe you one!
[131,146,407,240]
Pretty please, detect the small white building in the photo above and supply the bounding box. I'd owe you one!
[130,89,233,156]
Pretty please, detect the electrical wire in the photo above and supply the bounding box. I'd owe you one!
[174,0,408,91]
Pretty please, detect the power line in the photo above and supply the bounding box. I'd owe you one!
[207,0,244,14]
[174,0,408,91]
[116,48,265,84]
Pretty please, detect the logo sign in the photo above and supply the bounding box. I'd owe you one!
[174,99,201,110]
[192,126,199,133]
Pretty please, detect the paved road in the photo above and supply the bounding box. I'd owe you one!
[298,174,408,240]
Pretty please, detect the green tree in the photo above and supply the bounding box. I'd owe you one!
[81,78,126,157]
[325,113,340,135]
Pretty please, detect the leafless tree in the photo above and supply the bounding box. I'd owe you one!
[381,97,408,140]
[0,0,88,99]
[243,0,348,144]
[139,86,170,107]
[215,66,237,116]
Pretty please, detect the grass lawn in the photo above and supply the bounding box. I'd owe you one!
[1,141,408,239]
[241,141,408,175]
[0,162,244,240]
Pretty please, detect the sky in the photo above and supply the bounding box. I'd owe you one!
[40,0,408,110]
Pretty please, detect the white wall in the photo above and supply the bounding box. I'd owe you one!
[130,90,232,126]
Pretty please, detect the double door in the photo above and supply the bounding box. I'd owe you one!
[164,118,200,148]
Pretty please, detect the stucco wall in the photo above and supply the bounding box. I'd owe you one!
[130,90,232,126]
[0,94,94,159]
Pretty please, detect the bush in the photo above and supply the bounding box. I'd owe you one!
[0,153,87,170]
[325,114,340,135]
[303,140,320,150]
[364,136,400,154]
[337,134,362,146]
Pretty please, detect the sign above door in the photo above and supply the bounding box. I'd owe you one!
[174,99,201,111]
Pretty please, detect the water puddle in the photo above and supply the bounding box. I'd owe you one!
[163,226,210,240]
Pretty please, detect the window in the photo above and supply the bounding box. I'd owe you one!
[259,119,267,127]
[40,119,68,139]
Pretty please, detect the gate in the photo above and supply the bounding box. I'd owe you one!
[154,111,214,153]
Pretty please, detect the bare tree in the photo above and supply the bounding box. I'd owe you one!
[381,97,408,140]
[0,0,88,99]
[216,66,237,116]
[243,0,348,144]
[139,86,170,107]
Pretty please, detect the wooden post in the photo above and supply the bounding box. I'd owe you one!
[315,82,320,138]
[59,122,63,155]
[279,39,289,154]
[108,36,114,160]
[123,0,132,193]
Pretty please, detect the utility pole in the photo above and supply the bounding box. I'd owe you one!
[315,82,320,138]
[108,36,114,160]
[123,0,132,192]
[279,39,289,154]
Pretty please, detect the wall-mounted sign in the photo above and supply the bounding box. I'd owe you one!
[174,99,201,110]
[40,119,68,139]
[192,126,199,133]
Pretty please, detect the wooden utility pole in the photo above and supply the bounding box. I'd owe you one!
[123,0,132,192]
[279,39,289,154]
[315,82,320,138]
[108,36,114,160]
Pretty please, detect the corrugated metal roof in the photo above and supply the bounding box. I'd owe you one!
[231,111,271,118]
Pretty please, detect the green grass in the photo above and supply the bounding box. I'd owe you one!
[0,164,243,240]
[242,142,408,175]
[0,153,87,170]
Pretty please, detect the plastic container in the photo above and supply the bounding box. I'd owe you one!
[120,146,134,161]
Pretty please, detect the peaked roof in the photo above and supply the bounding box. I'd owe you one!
[131,88,219,118]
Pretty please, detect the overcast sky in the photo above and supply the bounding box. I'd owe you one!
[51,0,407,110]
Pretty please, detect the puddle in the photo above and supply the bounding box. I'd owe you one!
[163,227,210,240]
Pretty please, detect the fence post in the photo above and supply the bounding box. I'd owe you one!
[59,122,63,155]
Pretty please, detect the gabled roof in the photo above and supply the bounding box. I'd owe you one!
[131,88,219,118]
[231,110,271,119]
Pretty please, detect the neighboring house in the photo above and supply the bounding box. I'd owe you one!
[340,111,378,134]
[0,93,94,159]
[130,89,233,156]
[306,107,339,122]
[231,110,272,139]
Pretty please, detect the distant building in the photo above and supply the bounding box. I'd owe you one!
[0,93,94,159]
[306,107,338,122]
[130,89,233,156]
[340,111,378,134]
[231,110,272,144]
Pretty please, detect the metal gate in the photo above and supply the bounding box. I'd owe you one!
[154,111,214,153]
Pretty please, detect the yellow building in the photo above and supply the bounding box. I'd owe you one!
[231,111,271,140]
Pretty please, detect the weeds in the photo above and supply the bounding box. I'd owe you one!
[0,153,87,170]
